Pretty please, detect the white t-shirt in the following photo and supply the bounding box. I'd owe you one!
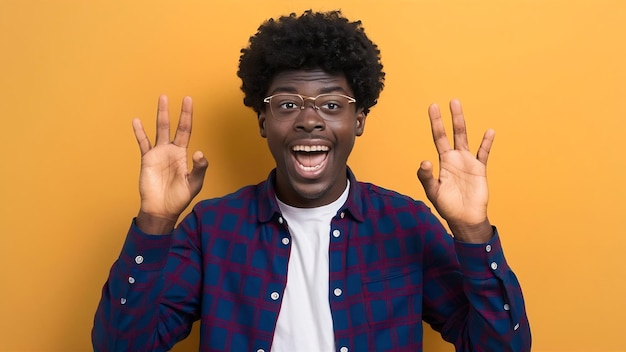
[271,182,350,352]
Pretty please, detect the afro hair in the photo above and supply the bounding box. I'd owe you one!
[237,10,385,116]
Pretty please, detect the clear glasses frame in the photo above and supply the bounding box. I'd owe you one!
[263,93,357,121]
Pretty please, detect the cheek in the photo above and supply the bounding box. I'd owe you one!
[264,130,289,160]
[264,123,289,142]
[334,127,358,155]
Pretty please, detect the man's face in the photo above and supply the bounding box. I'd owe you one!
[258,69,366,208]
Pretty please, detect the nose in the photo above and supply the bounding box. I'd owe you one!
[294,103,325,132]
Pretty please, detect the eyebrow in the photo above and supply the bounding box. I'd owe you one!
[268,86,351,96]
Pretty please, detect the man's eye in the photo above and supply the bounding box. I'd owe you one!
[320,102,342,111]
[278,101,300,109]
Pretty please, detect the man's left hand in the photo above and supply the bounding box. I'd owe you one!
[417,99,494,243]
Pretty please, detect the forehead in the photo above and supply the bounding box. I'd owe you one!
[267,69,352,96]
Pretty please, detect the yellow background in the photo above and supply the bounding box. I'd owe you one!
[1,0,625,351]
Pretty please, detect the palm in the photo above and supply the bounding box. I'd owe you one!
[139,143,195,218]
[431,149,489,225]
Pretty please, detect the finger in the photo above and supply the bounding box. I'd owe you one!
[417,160,438,200]
[155,95,171,146]
[428,103,452,154]
[476,128,495,165]
[449,99,469,151]
[189,150,209,194]
[173,96,193,148]
[132,118,152,155]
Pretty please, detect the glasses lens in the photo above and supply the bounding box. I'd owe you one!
[269,94,303,120]
[315,94,351,119]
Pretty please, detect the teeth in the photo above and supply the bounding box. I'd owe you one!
[292,145,329,152]
[299,164,323,171]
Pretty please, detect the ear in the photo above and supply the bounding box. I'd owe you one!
[355,108,367,136]
[258,111,267,138]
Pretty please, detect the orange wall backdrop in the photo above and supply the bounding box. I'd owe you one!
[1,1,625,351]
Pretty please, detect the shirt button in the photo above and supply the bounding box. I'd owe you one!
[120,298,127,305]
[485,244,492,252]
[270,292,280,301]
[257,349,265,352]
[340,212,345,219]
[490,262,498,270]
[504,303,510,311]
[128,276,135,284]
[334,288,343,297]
[514,323,520,330]
[281,237,290,245]
[135,255,144,264]
[332,229,341,238]
[340,347,348,352]
[278,217,284,224]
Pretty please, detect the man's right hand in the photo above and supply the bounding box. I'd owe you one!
[132,95,208,234]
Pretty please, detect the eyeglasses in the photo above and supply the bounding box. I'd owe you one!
[263,93,357,121]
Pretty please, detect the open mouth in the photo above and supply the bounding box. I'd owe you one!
[292,145,329,172]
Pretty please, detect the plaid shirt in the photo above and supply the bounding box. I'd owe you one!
[93,169,531,351]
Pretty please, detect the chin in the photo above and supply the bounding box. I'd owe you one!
[288,182,334,207]
[294,183,330,200]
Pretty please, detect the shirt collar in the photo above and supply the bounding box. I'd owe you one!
[256,167,365,223]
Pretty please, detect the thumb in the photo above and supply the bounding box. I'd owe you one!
[417,160,438,199]
[189,150,209,195]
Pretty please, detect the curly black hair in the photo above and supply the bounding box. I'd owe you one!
[237,10,385,116]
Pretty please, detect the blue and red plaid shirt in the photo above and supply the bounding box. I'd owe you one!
[93,169,531,351]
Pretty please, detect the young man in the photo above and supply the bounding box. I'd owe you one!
[93,10,531,352]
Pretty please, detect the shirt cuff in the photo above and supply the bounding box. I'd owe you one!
[118,219,172,271]
[454,227,510,280]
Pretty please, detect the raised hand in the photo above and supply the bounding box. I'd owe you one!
[132,95,208,234]
[417,99,494,243]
